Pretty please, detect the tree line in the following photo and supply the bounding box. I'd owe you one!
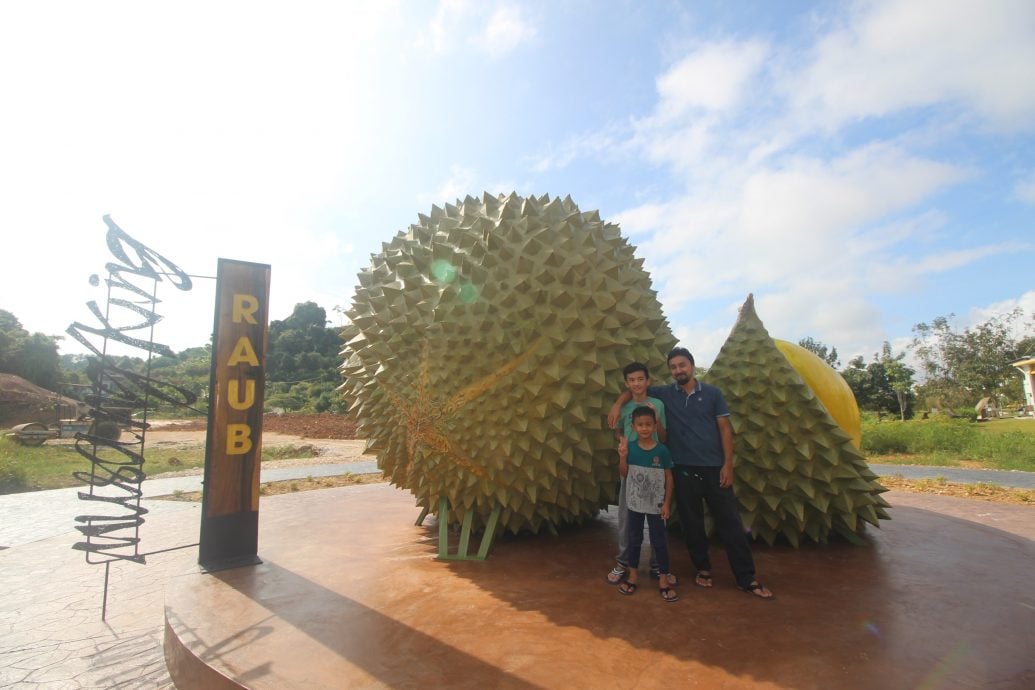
[0,302,346,416]
[800,308,1034,420]
[2,303,1032,420]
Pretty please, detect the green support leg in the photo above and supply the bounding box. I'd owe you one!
[435,497,502,561]
[476,505,501,560]
[438,496,450,559]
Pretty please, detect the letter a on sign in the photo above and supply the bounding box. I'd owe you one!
[199,258,271,571]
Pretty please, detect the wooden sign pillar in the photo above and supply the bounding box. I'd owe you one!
[199,259,271,571]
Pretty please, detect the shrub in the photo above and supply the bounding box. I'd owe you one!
[952,407,978,421]
[0,441,29,494]
[860,422,910,454]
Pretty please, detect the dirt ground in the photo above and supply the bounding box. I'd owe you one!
[142,414,367,476]
[878,474,1034,506]
[155,413,357,439]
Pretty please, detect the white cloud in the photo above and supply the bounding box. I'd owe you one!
[600,0,1034,365]
[530,124,627,173]
[419,0,535,57]
[756,287,883,353]
[636,144,969,310]
[475,4,537,57]
[419,165,479,206]
[967,289,1035,340]
[672,324,732,369]
[904,243,1023,276]
[655,40,768,118]
[848,210,947,256]
[1015,173,1035,204]
[415,167,518,208]
[736,143,966,251]
[792,0,1035,131]
[612,202,669,237]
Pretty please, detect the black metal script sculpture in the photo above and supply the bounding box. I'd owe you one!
[68,216,199,617]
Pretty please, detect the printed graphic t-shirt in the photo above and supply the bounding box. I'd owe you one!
[626,439,674,514]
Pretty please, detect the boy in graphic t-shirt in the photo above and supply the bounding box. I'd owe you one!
[606,362,676,587]
[616,405,677,602]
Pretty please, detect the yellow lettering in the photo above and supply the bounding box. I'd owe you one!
[233,294,259,324]
[228,379,255,410]
[227,337,259,366]
[226,424,253,455]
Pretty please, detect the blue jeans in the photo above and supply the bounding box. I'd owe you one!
[616,476,660,570]
[626,510,669,574]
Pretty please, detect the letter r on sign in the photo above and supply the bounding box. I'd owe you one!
[233,294,259,324]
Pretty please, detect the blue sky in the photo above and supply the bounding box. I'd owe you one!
[1,0,1032,367]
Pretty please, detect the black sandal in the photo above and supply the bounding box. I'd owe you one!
[618,581,638,596]
[738,581,774,600]
[659,586,679,603]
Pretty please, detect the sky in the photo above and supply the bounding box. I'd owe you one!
[1,0,1033,369]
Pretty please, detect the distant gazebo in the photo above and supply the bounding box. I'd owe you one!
[1011,354,1035,416]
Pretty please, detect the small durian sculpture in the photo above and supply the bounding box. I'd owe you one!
[340,192,676,535]
[704,295,891,545]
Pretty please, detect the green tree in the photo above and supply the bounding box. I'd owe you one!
[263,302,345,411]
[0,309,62,390]
[841,342,914,420]
[798,336,840,368]
[878,342,915,421]
[911,309,1034,408]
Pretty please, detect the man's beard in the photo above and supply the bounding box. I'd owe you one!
[674,373,690,384]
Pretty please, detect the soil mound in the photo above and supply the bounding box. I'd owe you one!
[0,374,84,429]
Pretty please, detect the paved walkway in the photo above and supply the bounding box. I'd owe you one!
[0,461,380,549]
[869,463,1035,488]
[0,460,1031,688]
[865,411,1035,489]
[0,461,383,689]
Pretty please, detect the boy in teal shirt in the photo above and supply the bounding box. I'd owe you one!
[616,405,677,602]
[606,362,677,587]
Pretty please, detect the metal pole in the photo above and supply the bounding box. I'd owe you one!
[101,561,110,621]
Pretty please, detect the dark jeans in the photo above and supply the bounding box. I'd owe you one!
[673,465,756,588]
[626,510,670,574]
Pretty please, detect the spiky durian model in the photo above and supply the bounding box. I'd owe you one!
[704,295,890,545]
[340,192,676,534]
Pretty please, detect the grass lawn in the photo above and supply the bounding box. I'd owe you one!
[0,437,317,492]
[862,416,1035,472]
[973,417,1035,434]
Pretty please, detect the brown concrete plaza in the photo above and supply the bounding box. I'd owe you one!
[1,481,1032,688]
[160,484,1035,689]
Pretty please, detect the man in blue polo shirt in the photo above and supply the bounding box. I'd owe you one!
[608,347,773,600]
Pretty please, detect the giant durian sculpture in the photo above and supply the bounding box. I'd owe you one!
[703,295,891,545]
[340,192,676,535]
